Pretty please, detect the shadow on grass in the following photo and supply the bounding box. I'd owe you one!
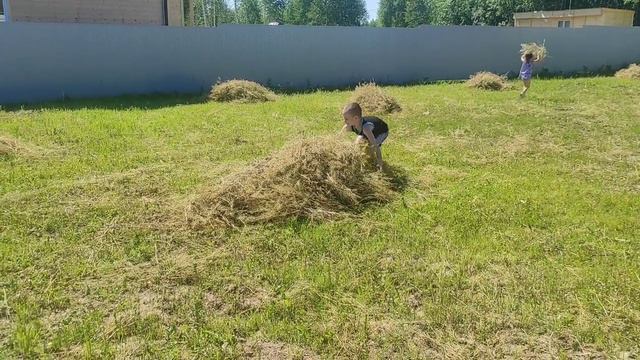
[2,92,208,112]
[383,162,410,192]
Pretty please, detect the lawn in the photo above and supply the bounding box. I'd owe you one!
[1,77,639,359]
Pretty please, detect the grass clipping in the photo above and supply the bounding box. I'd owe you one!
[187,137,395,228]
[209,80,277,103]
[466,72,510,91]
[352,83,402,114]
[520,42,547,61]
[615,64,640,80]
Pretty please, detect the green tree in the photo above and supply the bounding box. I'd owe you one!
[308,0,367,25]
[262,0,288,22]
[404,0,430,26]
[378,0,407,26]
[239,0,264,23]
[192,0,235,26]
[284,0,313,24]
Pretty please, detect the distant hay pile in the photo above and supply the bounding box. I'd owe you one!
[520,42,547,61]
[615,64,640,79]
[187,136,396,228]
[0,135,32,157]
[466,72,510,91]
[209,80,277,103]
[351,83,402,114]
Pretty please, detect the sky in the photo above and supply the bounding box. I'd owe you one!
[365,0,379,20]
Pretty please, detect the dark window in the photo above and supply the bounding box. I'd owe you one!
[557,20,570,28]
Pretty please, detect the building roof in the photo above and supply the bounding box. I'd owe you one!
[513,7,634,19]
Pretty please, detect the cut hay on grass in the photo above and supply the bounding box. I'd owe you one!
[187,136,397,228]
[615,64,640,80]
[466,72,510,91]
[0,135,32,157]
[520,42,547,61]
[351,83,402,114]
[209,80,277,103]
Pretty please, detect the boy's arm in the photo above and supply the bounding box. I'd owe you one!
[362,126,383,170]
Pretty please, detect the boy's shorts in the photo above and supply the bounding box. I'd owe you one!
[374,132,388,147]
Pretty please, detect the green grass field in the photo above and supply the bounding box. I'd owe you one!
[1,77,639,359]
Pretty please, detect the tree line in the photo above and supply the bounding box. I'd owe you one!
[184,0,367,26]
[183,0,640,27]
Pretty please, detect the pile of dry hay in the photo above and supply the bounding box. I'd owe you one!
[187,136,396,228]
[209,80,277,103]
[351,83,402,114]
[615,64,640,80]
[520,42,547,61]
[0,135,31,157]
[466,72,510,91]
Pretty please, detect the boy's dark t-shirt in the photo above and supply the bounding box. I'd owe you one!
[350,116,389,138]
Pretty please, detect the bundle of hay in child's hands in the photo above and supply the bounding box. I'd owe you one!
[520,42,547,61]
[209,79,277,103]
[466,72,510,91]
[187,136,395,228]
[351,83,402,114]
[615,64,640,80]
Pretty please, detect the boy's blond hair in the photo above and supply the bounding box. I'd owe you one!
[342,102,362,118]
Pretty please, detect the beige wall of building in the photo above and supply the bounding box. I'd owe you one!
[514,8,634,28]
[167,0,184,26]
[6,0,184,26]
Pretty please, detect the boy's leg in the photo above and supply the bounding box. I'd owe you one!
[520,79,531,96]
[375,133,388,169]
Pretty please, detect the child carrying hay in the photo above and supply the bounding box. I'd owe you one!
[341,102,389,171]
[209,80,277,103]
[519,42,546,97]
[187,137,395,228]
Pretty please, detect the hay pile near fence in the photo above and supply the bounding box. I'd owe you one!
[186,136,396,228]
[351,83,402,114]
[209,80,277,103]
[466,72,510,91]
[615,64,640,80]
[520,42,547,61]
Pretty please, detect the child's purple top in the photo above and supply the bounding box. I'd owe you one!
[520,60,533,80]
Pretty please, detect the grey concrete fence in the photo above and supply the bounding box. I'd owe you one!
[1,22,639,104]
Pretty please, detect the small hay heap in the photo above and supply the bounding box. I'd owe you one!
[466,72,510,91]
[209,80,277,103]
[351,83,402,114]
[520,42,547,61]
[615,64,640,80]
[0,135,30,157]
[187,136,395,228]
